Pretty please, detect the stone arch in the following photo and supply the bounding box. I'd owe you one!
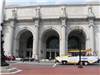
[67,27,87,56]
[15,27,35,40]
[40,26,61,40]
[15,29,34,58]
[67,26,88,40]
[68,29,86,49]
[41,28,60,59]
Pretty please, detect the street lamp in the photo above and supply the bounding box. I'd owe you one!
[1,0,9,66]
[1,23,9,66]
[78,30,83,68]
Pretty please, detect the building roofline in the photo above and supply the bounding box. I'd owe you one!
[5,2,100,9]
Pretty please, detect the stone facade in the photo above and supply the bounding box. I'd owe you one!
[3,3,100,59]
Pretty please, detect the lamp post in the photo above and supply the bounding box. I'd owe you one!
[1,23,9,66]
[78,30,83,68]
[0,0,9,66]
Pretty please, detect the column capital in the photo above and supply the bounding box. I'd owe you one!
[60,16,67,20]
[88,18,95,27]
[61,18,67,28]
[35,25,39,28]
[61,25,66,28]
[89,24,95,28]
[34,20,40,28]
[6,20,16,29]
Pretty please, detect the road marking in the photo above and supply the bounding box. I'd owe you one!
[1,69,22,74]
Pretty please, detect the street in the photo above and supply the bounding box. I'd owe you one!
[2,61,100,75]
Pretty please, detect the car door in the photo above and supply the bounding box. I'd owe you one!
[67,56,78,64]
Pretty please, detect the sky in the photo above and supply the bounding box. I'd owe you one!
[5,0,100,5]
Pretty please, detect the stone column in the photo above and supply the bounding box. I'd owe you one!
[4,9,17,56]
[4,21,15,56]
[96,33,100,56]
[32,22,39,60]
[32,7,40,60]
[60,6,67,56]
[60,23,66,56]
[89,20,95,50]
[88,7,95,50]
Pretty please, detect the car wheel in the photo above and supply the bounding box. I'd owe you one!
[62,61,67,65]
[84,61,89,65]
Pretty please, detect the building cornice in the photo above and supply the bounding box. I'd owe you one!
[5,3,100,9]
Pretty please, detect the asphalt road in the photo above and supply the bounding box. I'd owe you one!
[9,61,100,67]
[2,61,100,75]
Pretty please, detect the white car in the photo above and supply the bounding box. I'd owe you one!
[55,55,98,65]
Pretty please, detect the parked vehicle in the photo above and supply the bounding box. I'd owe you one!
[55,49,99,65]
[55,55,98,65]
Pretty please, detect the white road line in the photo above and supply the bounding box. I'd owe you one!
[1,69,22,75]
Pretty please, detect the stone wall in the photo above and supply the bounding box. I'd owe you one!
[3,4,100,59]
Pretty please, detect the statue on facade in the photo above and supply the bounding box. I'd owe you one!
[35,7,41,18]
[61,6,67,18]
[88,7,95,18]
[12,9,17,19]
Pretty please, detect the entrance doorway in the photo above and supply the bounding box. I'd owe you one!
[42,29,59,59]
[18,30,33,58]
[68,30,86,56]
[46,36,59,59]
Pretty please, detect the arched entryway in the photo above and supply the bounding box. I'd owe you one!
[18,30,33,58]
[42,29,60,59]
[68,29,86,55]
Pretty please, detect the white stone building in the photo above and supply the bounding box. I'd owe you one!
[3,3,100,60]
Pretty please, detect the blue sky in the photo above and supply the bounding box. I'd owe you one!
[6,0,100,5]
